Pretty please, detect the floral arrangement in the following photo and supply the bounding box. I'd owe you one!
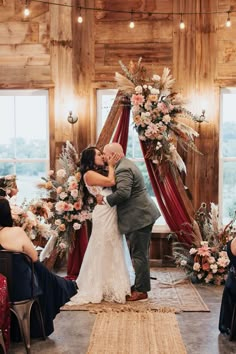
[9,197,55,244]
[116,58,201,174]
[37,141,95,251]
[173,203,236,285]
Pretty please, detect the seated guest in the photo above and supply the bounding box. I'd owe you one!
[0,197,78,340]
[219,237,236,338]
[0,175,18,198]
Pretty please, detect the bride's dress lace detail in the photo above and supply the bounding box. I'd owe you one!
[68,184,135,305]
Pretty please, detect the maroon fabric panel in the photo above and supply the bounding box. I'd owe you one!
[112,102,131,154]
[0,274,10,351]
[140,141,194,245]
[66,223,88,280]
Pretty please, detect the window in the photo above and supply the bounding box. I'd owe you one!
[97,89,167,227]
[219,88,236,224]
[0,90,49,202]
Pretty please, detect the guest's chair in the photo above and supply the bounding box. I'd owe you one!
[0,329,6,354]
[0,250,46,353]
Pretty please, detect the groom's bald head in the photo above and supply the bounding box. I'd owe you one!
[103,143,124,161]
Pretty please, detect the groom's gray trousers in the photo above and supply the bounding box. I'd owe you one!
[126,223,154,293]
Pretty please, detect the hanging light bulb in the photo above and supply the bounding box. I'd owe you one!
[226,11,231,27]
[129,10,135,29]
[179,13,185,29]
[24,0,30,17]
[129,20,135,29]
[77,7,83,23]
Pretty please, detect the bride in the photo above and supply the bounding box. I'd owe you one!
[68,146,135,305]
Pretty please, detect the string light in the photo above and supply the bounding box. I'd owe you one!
[179,13,185,29]
[24,0,30,17]
[226,11,231,27]
[77,7,83,23]
[27,0,236,28]
[129,10,135,29]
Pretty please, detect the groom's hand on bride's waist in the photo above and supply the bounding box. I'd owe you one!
[96,194,105,205]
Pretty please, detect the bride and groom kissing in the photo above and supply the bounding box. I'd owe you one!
[67,142,160,305]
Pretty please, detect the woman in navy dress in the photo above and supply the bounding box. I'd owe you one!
[219,237,236,338]
[0,197,77,340]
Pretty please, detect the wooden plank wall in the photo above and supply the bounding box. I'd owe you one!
[0,0,236,210]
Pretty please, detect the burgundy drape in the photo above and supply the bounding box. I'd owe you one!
[66,223,88,280]
[113,101,194,245]
[112,98,131,154]
[0,274,10,352]
[140,143,194,245]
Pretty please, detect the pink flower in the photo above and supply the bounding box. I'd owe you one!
[157,102,169,114]
[74,200,82,211]
[131,94,145,106]
[197,245,211,257]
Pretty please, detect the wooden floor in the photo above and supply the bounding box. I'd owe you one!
[8,277,236,354]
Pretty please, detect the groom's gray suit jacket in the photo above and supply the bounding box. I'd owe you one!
[106,157,160,234]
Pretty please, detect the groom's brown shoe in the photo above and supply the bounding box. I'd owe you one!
[126,291,148,302]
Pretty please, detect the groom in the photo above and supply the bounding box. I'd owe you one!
[97,142,160,301]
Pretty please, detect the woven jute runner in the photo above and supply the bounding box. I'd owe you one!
[87,310,187,354]
[62,268,210,313]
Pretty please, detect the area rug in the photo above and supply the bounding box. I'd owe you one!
[86,311,187,354]
[61,268,210,313]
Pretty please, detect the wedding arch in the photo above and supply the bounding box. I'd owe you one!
[67,60,202,278]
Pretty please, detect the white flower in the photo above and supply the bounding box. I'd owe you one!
[56,169,67,178]
[217,257,230,268]
[135,85,143,94]
[70,189,79,199]
[210,264,218,273]
[219,251,228,258]
[73,222,81,230]
[68,176,77,183]
[152,74,161,81]
[208,256,216,264]
[180,260,187,266]
[200,241,209,246]
[189,248,198,255]
[150,88,159,95]
[59,192,68,200]
[193,262,201,271]
[162,114,171,123]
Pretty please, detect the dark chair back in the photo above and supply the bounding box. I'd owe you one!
[0,251,36,301]
[0,250,46,353]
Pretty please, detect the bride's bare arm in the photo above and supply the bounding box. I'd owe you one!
[84,153,120,187]
[84,165,115,187]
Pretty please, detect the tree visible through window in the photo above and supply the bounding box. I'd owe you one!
[220,88,236,224]
[0,90,49,202]
[97,89,167,226]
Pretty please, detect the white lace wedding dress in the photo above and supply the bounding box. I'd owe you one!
[67,185,135,305]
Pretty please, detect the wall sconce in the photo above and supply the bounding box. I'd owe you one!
[67,111,78,124]
[195,109,206,123]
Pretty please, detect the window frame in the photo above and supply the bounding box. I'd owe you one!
[219,87,236,224]
[0,88,51,201]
